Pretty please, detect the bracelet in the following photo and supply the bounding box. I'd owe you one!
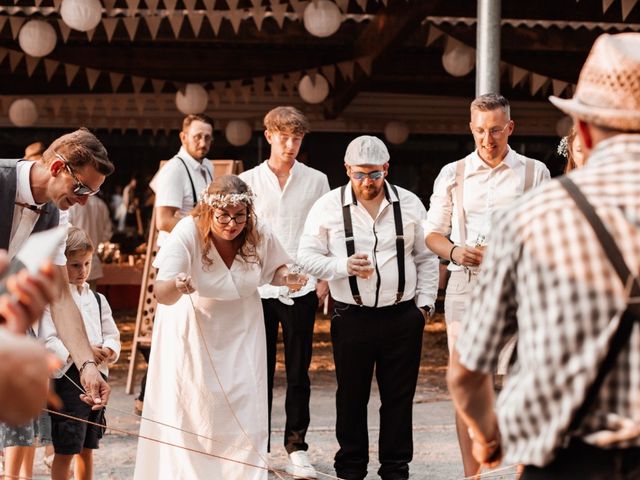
[79,360,97,377]
[449,245,460,266]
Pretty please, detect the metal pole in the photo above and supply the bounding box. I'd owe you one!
[476,0,501,96]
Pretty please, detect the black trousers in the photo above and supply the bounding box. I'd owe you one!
[331,300,425,480]
[137,345,151,401]
[262,291,318,453]
[522,439,640,480]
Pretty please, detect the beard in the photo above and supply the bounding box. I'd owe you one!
[357,183,383,201]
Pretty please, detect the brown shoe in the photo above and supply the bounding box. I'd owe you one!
[134,398,144,416]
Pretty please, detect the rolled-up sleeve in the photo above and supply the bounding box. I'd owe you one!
[424,163,456,237]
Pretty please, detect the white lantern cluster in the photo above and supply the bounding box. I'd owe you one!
[384,121,410,145]
[303,0,342,38]
[298,74,330,104]
[225,120,253,147]
[18,20,57,58]
[60,0,102,32]
[9,98,38,127]
[175,84,209,115]
[442,43,476,77]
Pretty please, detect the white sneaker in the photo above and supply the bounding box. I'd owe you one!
[285,450,317,479]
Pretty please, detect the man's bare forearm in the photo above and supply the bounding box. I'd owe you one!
[50,266,93,368]
[426,232,454,261]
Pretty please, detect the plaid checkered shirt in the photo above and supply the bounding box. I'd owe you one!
[456,134,640,467]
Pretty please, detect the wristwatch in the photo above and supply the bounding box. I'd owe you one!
[419,305,434,317]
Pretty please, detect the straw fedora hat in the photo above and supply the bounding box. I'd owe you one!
[549,33,640,131]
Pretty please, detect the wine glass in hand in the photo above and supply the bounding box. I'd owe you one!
[284,264,308,294]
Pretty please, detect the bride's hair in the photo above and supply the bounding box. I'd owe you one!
[191,175,260,269]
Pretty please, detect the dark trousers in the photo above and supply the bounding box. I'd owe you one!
[138,345,151,401]
[262,291,318,453]
[522,439,640,480]
[331,300,425,480]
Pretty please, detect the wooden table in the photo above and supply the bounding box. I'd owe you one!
[97,264,144,309]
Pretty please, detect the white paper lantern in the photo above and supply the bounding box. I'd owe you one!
[384,121,410,145]
[60,0,102,32]
[303,0,342,38]
[175,84,209,115]
[442,43,476,77]
[9,98,38,127]
[556,116,573,137]
[18,20,57,58]
[225,120,253,147]
[298,74,330,104]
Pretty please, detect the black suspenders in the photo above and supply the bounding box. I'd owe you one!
[340,184,405,306]
[177,156,212,207]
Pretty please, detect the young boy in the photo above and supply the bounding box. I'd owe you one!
[39,226,121,480]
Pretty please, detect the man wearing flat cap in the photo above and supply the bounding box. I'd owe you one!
[298,135,439,480]
[448,33,640,478]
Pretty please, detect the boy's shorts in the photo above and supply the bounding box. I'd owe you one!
[50,365,106,455]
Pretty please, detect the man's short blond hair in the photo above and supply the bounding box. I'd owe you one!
[263,106,310,135]
[470,93,511,120]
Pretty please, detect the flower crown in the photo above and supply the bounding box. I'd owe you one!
[557,136,569,158]
[200,188,255,208]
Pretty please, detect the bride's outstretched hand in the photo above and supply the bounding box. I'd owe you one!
[175,273,196,294]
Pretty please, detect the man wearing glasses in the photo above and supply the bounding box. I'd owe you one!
[424,93,550,476]
[298,136,439,480]
[0,127,115,410]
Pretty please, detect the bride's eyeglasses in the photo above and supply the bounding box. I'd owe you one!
[215,213,248,225]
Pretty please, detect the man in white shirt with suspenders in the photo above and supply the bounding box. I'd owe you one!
[424,93,550,476]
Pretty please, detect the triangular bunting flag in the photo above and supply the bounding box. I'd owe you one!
[168,12,184,38]
[187,12,205,36]
[125,0,141,15]
[552,79,568,96]
[252,6,268,31]
[57,19,71,43]
[337,60,355,81]
[355,0,368,11]
[321,64,336,86]
[84,97,97,116]
[203,0,215,10]
[229,79,243,94]
[510,66,528,87]
[286,70,302,95]
[621,0,639,20]
[134,95,145,115]
[86,68,100,90]
[24,55,40,77]
[0,17,7,33]
[530,72,548,95]
[102,18,119,42]
[144,15,162,40]
[146,0,159,12]
[209,90,220,108]
[123,17,140,41]
[241,85,252,103]
[86,27,97,41]
[270,74,285,97]
[270,2,288,28]
[50,97,64,117]
[164,0,178,13]
[426,25,444,46]
[225,87,237,104]
[103,0,117,13]
[151,78,165,94]
[213,80,227,93]
[356,56,373,76]
[52,0,62,10]
[9,17,26,39]
[289,0,308,17]
[602,0,616,13]
[335,0,349,12]
[131,75,146,93]
[228,8,244,34]
[251,0,261,6]
[8,50,23,72]
[252,76,266,98]
[206,12,223,35]
[64,63,80,86]
[109,72,124,92]
[43,58,60,81]
[183,0,197,11]
[226,0,240,9]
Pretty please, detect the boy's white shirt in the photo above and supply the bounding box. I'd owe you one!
[38,282,121,379]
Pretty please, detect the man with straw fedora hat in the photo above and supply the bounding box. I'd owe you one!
[448,32,640,479]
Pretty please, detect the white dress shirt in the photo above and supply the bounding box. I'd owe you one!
[298,181,439,308]
[239,160,330,299]
[9,161,68,265]
[150,147,214,245]
[68,196,113,280]
[39,282,121,378]
[424,147,550,271]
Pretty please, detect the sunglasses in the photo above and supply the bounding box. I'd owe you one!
[350,170,384,181]
[55,153,100,197]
